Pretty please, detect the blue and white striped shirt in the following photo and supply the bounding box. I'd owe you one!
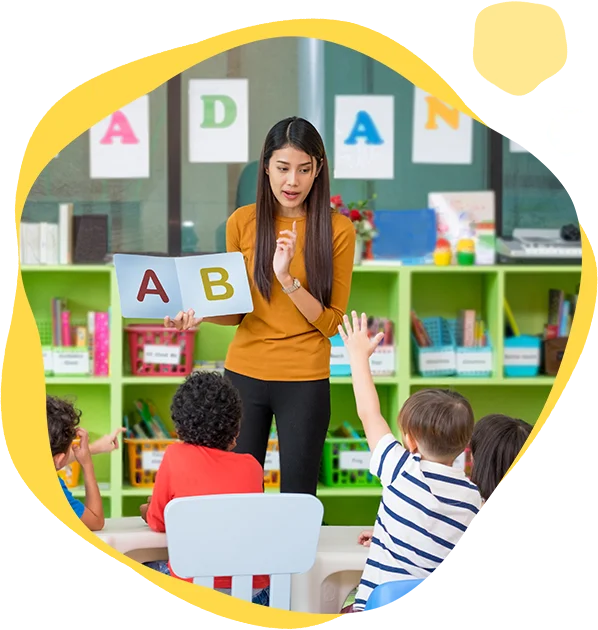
[353,433,482,611]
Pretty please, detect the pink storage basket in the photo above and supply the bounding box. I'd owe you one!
[125,324,196,376]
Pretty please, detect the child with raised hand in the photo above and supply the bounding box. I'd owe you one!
[338,311,482,612]
[47,395,105,531]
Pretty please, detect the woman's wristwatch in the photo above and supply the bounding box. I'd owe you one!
[281,277,301,294]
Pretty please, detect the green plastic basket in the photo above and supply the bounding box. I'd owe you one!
[320,435,380,488]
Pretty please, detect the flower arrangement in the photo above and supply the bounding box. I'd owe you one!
[330,193,378,242]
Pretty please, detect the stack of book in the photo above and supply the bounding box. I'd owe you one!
[545,287,578,339]
[48,297,109,376]
[455,309,487,348]
[124,399,175,440]
[21,203,74,265]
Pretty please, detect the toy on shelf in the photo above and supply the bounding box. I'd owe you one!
[429,191,495,265]
[456,216,476,266]
[433,238,452,266]
[456,237,475,266]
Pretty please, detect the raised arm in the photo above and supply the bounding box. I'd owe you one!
[338,311,392,451]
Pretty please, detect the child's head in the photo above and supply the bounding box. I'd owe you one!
[470,414,532,502]
[399,389,474,464]
[171,371,242,450]
[47,394,81,470]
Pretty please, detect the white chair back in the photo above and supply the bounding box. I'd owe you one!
[164,493,323,609]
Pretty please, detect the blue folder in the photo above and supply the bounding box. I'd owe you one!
[370,209,437,264]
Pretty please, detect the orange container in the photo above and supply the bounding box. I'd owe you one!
[264,438,280,488]
[57,462,81,488]
[57,438,81,488]
[125,438,178,487]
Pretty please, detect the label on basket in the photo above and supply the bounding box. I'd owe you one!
[457,351,492,373]
[143,344,181,365]
[369,346,396,375]
[330,346,349,365]
[42,347,54,372]
[419,351,455,373]
[504,348,540,366]
[264,450,280,471]
[339,450,371,471]
[142,449,166,471]
[53,350,90,375]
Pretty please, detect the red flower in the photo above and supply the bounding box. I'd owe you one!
[349,209,362,221]
[331,194,344,208]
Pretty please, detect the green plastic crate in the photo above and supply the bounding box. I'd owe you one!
[320,435,381,488]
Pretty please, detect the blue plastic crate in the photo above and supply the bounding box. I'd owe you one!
[412,317,456,377]
[504,335,541,377]
[330,333,351,376]
[447,319,493,377]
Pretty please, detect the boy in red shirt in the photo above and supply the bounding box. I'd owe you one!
[140,371,269,606]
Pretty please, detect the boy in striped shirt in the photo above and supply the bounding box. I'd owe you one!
[338,312,482,612]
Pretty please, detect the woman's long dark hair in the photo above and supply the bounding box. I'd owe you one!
[470,414,532,501]
[254,117,333,305]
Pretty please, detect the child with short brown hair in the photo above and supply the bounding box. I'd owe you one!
[339,312,482,611]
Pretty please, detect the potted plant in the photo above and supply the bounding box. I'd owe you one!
[331,193,378,264]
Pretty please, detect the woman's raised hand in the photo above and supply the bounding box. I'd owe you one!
[164,308,203,331]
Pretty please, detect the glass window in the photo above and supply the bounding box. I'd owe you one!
[500,136,577,237]
[180,38,300,254]
[22,84,168,254]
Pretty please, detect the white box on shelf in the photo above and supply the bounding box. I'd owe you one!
[42,347,54,374]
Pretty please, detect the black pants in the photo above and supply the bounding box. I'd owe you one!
[224,369,331,496]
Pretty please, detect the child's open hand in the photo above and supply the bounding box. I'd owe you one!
[338,311,384,360]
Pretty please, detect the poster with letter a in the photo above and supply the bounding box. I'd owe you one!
[89,95,150,178]
[334,95,394,179]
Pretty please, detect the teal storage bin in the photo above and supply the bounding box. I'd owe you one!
[330,333,351,376]
[504,335,541,377]
[412,317,456,377]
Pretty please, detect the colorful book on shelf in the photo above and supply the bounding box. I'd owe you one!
[548,289,564,327]
[93,312,109,376]
[457,309,476,347]
[367,317,394,346]
[410,310,431,347]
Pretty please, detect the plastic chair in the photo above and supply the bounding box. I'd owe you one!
[164,493,324,610]
[364,578,424,610]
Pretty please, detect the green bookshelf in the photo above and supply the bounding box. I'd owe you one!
[23,263,580,523]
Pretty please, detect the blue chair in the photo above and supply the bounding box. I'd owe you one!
[364,584,592,617]
[164,493,324,609]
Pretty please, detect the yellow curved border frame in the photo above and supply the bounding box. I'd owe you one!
[0,8,597,630]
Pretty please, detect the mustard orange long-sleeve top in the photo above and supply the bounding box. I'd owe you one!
[223,203,356,382]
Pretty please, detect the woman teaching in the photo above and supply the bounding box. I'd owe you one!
[165,116,356,496]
